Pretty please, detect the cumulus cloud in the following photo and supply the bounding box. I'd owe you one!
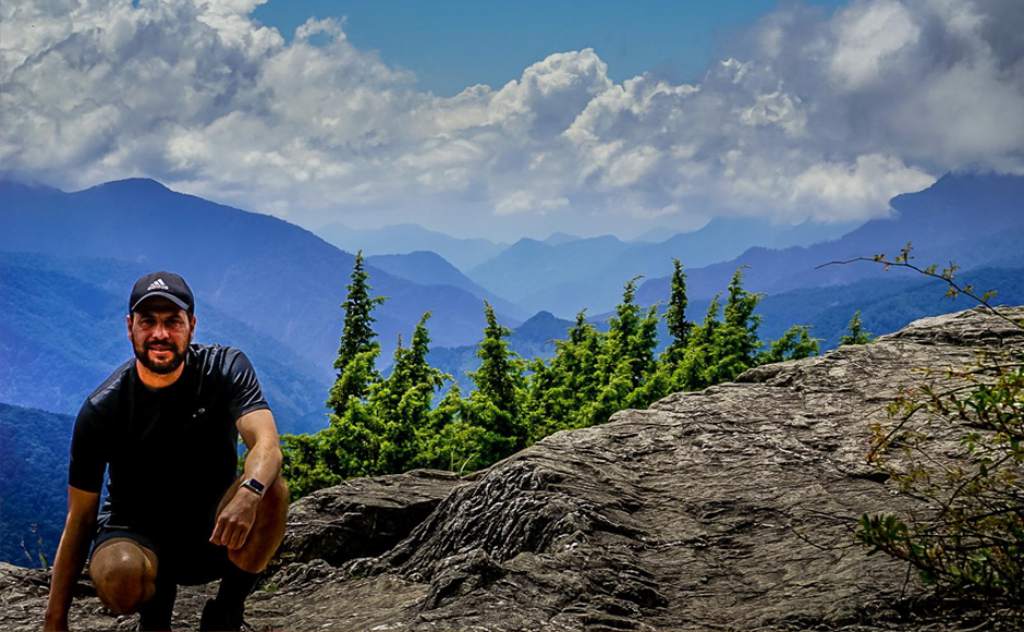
[1,0,1022,238]
[829,0,922,89]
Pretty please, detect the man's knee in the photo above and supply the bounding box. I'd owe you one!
[89,540,157,614]
[227,477,289,573]
[259,476,290,526]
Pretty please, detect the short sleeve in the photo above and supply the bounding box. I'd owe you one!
[68,400,107,493]
[225,350,271,421]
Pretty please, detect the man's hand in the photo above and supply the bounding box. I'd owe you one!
[210,487,260,550]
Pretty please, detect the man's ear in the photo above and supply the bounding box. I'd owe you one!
[190,314,197,332]
[125,313,133,339]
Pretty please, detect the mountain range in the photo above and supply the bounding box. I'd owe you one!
[3,172,1022,424]
[317,222,506,271]
[467,216,860,317]
[365,251,526,320]
[636,173,1024,304]
[0,178,518,383]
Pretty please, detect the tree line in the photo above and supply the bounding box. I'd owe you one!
[281,253,869,498]
[281,244,1024,612]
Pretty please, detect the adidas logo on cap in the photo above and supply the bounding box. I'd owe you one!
[146,278,170,291]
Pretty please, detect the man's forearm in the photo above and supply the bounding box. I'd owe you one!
[44,514,95,629]
[241,439,282,489]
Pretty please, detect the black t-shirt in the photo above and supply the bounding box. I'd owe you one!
[69,344,270,541]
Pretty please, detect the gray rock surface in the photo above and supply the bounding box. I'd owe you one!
[3,307,1021,631]
[273,468,461,570]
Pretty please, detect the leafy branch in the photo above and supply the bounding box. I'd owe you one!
[827,242,1024,607]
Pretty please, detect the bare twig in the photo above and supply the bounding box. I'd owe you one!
[816,243,1023,331]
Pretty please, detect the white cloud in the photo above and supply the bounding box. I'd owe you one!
[1,0,1022,239]
[494,191,569,216]
[829,0,921,89]
[740,90,807,136]
[790,154,935,221]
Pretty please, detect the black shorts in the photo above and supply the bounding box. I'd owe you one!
[92,512,231,586]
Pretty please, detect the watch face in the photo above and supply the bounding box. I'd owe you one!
[244,478,265,493]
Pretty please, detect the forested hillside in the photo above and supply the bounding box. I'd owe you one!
[0,404,73,566]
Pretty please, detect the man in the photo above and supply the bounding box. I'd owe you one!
[43,272,289,632]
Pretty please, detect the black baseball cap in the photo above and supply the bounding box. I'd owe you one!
[129,271,195,314]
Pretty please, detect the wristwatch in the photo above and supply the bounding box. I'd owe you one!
[240,477,266,497]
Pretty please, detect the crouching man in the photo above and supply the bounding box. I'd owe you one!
[44,272,289,631]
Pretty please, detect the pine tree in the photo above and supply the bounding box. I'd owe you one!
[756,325,820,364]
[524,309,605,441]
[465,302,526,461]
[840,310,873,345]
[372,313,446,473]
[623,304,660,408]
[673,293,721,391]
[664,259,691,359]
[522,357,563,444]
[279,432,340,499]
[566,311,603,406]
[414,383,490,474]
[583,278,660,424]
[561,310,603,411]
[283,252,387,498]
[326,250,386,415]
[645,260,692,403]
[709,266,762,382]
[608,277,659,388]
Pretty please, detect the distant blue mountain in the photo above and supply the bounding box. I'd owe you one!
[0,178,514,377]
[0,252,330,434]
[468,235,633,314]
[753,266,1024,350]
[468,217,860,317]
[366,251,525,320]
[636,172,1024,304]
[647,216,861,261]
[317,222,506,271]
[542,232,582,245]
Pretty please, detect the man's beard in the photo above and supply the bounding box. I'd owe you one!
[134,339,189,374]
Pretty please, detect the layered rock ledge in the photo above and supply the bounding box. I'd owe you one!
[3,307,1022,631]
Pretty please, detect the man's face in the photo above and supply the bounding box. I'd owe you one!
[127,298,195,374]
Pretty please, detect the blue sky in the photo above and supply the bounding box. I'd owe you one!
[4,0,1022,240]
[252,0,846,96]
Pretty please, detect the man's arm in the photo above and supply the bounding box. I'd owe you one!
[44,487,100,632]
[209,408,282,550]
[235,408,282,489]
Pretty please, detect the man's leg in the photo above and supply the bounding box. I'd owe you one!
[90,535,176,631]
[89,537,158,614]
[223,476,289,573]
[201,476,289,631]
[136,575,177,632]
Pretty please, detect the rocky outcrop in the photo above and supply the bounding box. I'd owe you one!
[273,468,461,570]
[3,307,1021,631]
